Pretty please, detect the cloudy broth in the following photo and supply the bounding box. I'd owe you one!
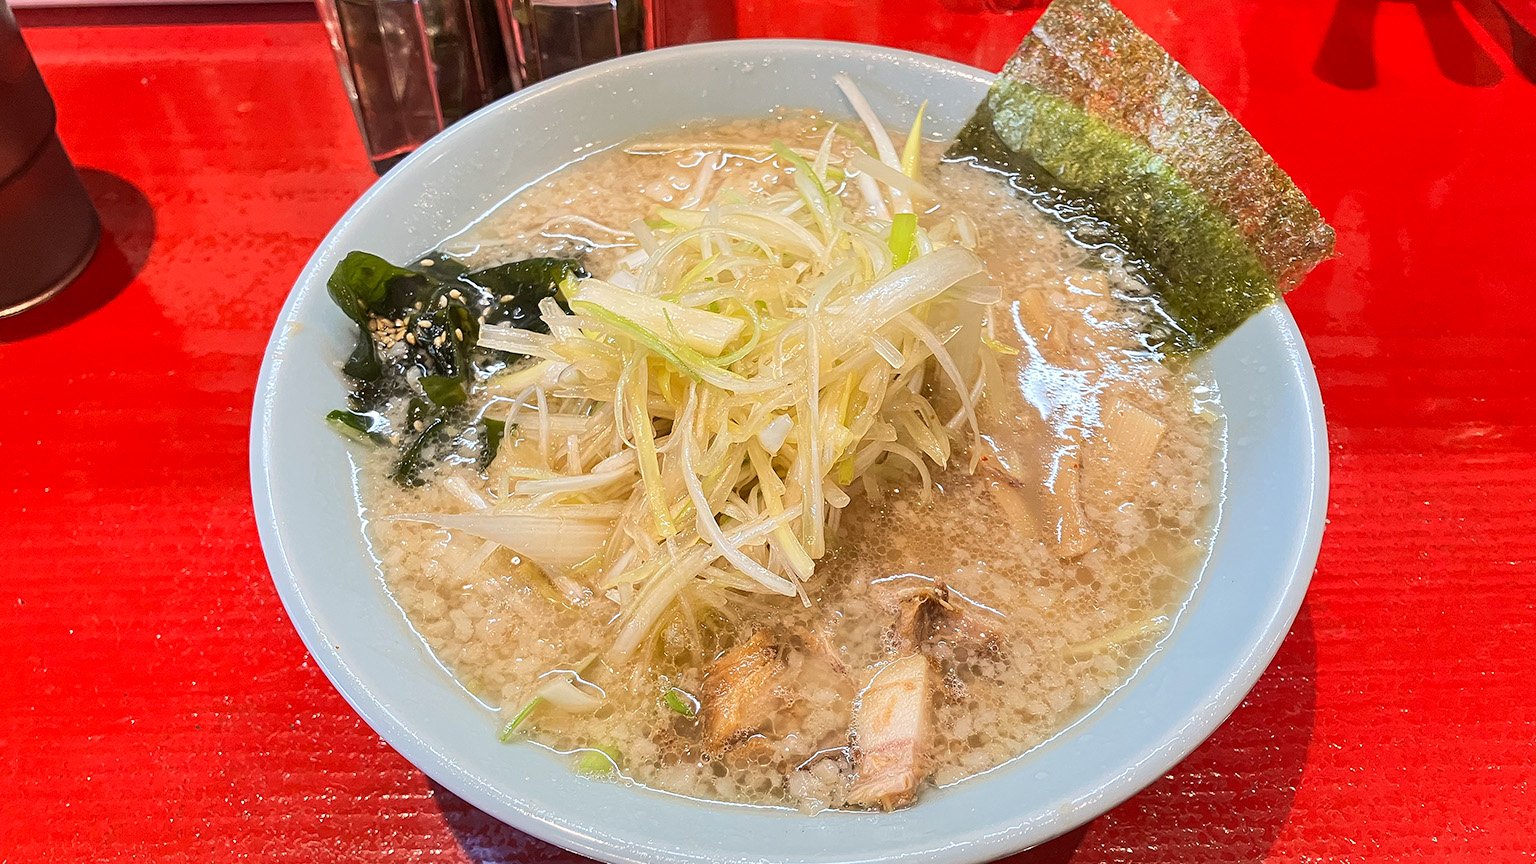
[357,113,1222,811]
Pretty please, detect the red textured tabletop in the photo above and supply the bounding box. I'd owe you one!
[4,0,1534,860]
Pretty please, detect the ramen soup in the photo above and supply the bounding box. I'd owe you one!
[342,109,1221,813]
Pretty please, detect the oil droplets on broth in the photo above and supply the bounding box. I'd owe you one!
[358,112,1222,812]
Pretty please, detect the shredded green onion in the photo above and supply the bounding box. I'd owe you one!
[662,688,698,717]
[499,697,541,741]
[459,81,995,673]
[982,334,1021,356]
[772,140,828,199]
[889,213,919,268]
[574,744,621,775]
[570,300,763,393]
[901,101,928,179]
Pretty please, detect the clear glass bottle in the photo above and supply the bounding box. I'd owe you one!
[499,0,649,87]
[317,0,736,171]
[318,0,514,172]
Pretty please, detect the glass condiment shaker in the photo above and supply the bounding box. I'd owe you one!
[318,0,514,172]
[318,0,735,171]
[499,0,649,85]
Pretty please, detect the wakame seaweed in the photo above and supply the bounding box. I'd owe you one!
[325,409,389,445]
[946,0,1333,354]
[479,418,507,470]
[326,252,430,380]
[392,396,448,487]
[324,249,584,485]
[420,374,469,408]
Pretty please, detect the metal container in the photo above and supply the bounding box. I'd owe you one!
[0,1,100,319]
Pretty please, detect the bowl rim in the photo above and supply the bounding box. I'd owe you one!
[251,37,1328,864]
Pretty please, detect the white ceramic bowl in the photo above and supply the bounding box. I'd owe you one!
[252,39,1326,864]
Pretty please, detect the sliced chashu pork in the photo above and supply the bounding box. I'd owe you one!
[850,578,1007,808]
[846,653,934,810]
[844,584,946,810]
[888,582,953,648]
[701,628,857,756]
[699,630,787,752]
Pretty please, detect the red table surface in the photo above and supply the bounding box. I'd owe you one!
[3,0,1534,860]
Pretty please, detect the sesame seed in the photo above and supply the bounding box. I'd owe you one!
[454,328,464,340]
[405,332,416,345]
[434,334,446,347]
[500,295,514,303]
[413,420,424,432]
[438,296,448,308]
[419,258,434,267]
[449,289,463,300]
[418,318,430,329]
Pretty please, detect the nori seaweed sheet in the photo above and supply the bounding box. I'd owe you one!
[946,0,1334,354]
